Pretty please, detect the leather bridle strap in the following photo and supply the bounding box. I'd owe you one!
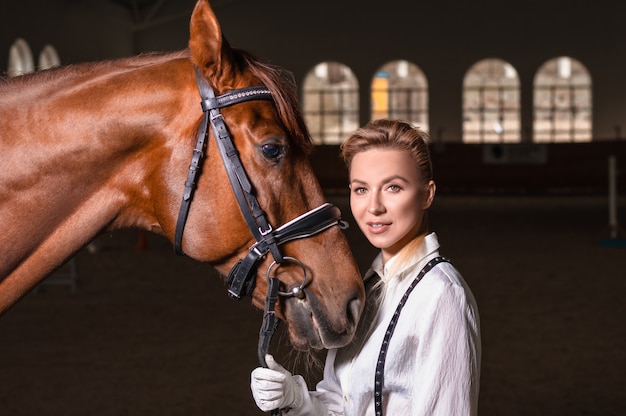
[258,276,280,367]
[174,94,210,255]
[205,85,276,248]
[174,67,274,256]
[227,202,346,299]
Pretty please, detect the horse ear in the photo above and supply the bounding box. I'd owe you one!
[188,0,232,79]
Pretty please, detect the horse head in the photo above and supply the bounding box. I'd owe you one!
[169,0,364,351]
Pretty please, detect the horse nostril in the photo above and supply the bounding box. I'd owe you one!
[347,298,362,326]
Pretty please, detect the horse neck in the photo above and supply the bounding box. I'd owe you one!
[0,55,197,278]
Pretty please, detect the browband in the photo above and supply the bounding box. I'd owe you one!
[200,86,273,112]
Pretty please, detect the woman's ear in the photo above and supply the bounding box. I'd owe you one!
[423,180,436,209]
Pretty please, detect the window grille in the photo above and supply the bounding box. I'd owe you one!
[533,56,592,142]
[371,60,428,131]
[302,62,359,144]
[463,58,521,143]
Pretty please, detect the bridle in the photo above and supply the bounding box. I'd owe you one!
[174,67,348,373]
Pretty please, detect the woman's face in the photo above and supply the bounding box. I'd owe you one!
[349,148,435,264]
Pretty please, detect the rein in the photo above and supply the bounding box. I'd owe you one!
[175,67,348,414]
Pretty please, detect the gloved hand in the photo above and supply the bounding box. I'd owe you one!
[251,354,299,412]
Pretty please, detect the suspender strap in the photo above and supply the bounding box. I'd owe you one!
[374,256,449,416]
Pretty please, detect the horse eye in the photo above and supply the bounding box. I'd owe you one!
[261,142,284,161]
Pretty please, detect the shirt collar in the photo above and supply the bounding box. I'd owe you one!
[370,232,440,283]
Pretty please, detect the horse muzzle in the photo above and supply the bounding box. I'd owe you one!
[283,288,363,351]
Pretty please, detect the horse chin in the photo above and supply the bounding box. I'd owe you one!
[288,325,324,352]
[284,293,356,352]
[286,311,351,352]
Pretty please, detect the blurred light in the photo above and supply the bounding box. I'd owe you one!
[315,63,328,79]
[397,60,409,78]
[558,57,571,79]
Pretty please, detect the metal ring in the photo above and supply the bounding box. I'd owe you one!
[266,256,307,299]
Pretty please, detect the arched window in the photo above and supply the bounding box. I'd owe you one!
[463,58,521,143]
[371,60,428,131]
[533,56,592,142]
[38,45,61,70]
[302,62,359,145]
[7,38,34,77]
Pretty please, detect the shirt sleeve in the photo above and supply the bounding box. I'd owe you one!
[284,349,341,416]
[408,266,481,415]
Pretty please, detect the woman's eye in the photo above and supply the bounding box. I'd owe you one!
[387,184,401,192]
[353,187,367,195]
[261,143,283,161]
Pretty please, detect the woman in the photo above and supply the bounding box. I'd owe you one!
[251,119,481,415]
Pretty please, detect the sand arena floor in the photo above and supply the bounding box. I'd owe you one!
[1,195,625,415]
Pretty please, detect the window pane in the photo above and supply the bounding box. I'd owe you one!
[8,38,34,77]
[38,45,61,70]
[462,59,521,143]
[303,62,359,145]
[533,56,592,142]
[370,60,428,131]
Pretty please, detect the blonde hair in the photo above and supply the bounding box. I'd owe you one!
[384,234,426,279]
[340,119,433,183]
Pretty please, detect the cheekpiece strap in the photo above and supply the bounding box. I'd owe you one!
[174,66,275,256]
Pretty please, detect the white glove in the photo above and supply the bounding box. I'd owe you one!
[251,354,300,412]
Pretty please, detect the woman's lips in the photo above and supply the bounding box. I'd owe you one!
[367,222,390,234]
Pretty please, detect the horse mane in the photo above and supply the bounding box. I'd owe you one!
[0,51,189,94]
[0,48,312,155]
[233,49,313,154]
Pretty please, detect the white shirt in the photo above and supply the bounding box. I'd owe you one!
[289,232,481,416]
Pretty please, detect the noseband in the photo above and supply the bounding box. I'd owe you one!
[174,67,348,372]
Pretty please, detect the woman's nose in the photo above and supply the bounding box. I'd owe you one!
[367,193,385,214]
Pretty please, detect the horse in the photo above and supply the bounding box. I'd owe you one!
[0,0,364,353]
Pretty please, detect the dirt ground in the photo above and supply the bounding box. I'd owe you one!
[1,194,625,415]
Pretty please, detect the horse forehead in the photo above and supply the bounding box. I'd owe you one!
[224,103,287,141]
